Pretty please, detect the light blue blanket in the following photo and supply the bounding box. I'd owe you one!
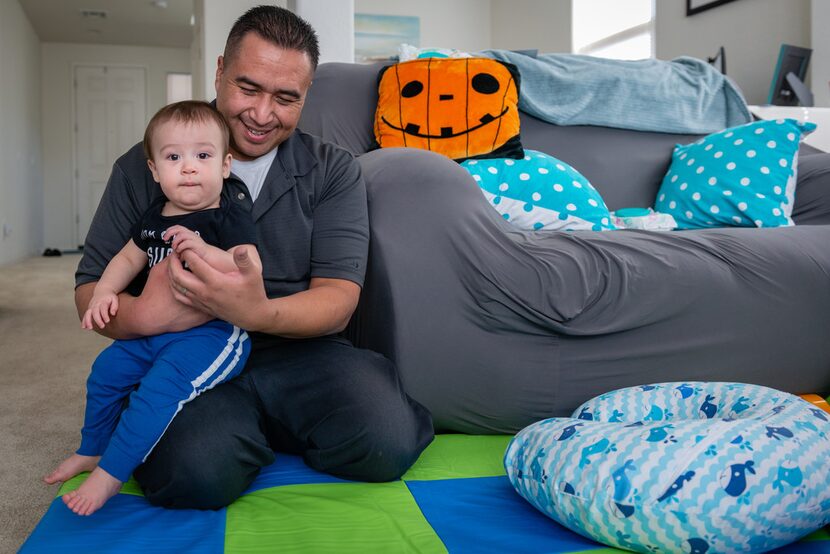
[480,49,751,135]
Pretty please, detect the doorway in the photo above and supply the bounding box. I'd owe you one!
[74,64,147,247]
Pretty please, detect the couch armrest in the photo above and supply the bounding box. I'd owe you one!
[794,152,830,225]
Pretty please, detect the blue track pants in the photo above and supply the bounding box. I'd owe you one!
[77,320,250,482]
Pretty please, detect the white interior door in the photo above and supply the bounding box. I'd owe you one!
[74,65,146,247]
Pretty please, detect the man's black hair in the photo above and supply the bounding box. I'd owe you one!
[224,5,320,70]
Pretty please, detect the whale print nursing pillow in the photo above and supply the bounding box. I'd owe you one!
[505,382,830,553]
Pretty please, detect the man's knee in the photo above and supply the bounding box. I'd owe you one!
[135,435,270,510]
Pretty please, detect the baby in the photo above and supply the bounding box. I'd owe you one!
[44,100,260,516]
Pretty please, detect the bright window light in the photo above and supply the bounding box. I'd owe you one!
[166,73,192,104]
[572,0,654,60]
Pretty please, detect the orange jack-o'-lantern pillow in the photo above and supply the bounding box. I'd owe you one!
[374,57,523,161]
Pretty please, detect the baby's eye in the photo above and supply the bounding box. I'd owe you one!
[167,153,180,161]
[197,152,211,160]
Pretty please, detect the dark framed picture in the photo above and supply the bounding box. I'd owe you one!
[686,0,739,16]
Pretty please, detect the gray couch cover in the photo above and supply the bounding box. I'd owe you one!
[299,62,830,434]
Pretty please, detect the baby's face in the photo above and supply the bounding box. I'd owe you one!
[147,119,231,213]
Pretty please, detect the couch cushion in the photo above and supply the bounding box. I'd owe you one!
[654,119,816,229]
[374,58,524,161]
[461,150,615,231]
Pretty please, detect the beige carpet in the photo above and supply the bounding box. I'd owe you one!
[0,254,110,552]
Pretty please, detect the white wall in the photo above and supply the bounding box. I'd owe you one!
[193,0,283,101]
[354,0,492,54]
[41,43,190,251]
[655,0,810,105]
[491,0,571,54]
[290,0,354,63]
[0,0,43,266]
[811,0,830,107]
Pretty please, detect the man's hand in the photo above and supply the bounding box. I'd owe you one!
[75,258,212,340]
[168,247,270,331]
[169,246,361,338]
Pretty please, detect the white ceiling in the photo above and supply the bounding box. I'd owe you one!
[19,0,194,49]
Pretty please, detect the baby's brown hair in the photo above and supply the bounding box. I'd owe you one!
[143,100,230,160]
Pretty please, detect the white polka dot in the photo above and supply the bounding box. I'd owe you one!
[756,193,766,199]
[746,150,756,158]
[705,144,714,151]
[566,203,577,211]
[556,164,566,171]
[687,158,696,166]
[740,177,750,186]
[696,166,705,174]
[754,127,764,134]
[519,173,530,181]
[472,175,482,181]
[680,182,689,190]
[692,192,702,201]
[524,155,531,161]
[710,205,720,214]
[553,184,564,192]
[538,167,549,174]
[659,193,665,202]
[755,220,763,227]
[779,158,788,168]
[487,167,498,174]
[734,138,744,146]
[686,211,693,219]
[738,202,748,211]
[714,151,724,159]
[669,201,677,209]
[725,131,734,138]
[766,140,777,149]
[760,166,770,175]
[733,216,742,223]
[787,132,796,141]
[532,192,542,201]
[504,159,515,166]
[775,119,785,124]
[773,186,782,195]
[671,175,678,183]
[467,160,478,165]
[679,153,687,160]
[772,207,781,216]
[498,183,509,191]
[723,190,733,196]
[726,162,736,170]
[572,181,583,188]
[708,177,717,186]
[588,198,599,207]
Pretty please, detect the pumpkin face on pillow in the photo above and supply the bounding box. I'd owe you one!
[374,58,523,161]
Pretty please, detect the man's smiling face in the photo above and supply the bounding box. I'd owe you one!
[215,32,313,161]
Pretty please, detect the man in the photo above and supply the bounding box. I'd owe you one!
[74,6,433,509]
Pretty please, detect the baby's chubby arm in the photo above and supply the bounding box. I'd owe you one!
[165,224,262,273]
[82,239,147,330]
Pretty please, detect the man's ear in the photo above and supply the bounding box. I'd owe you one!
[222,153,232,179]
[147,159,160,183]
[215,55,224,95]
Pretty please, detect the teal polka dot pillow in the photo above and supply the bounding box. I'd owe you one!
[655,118,816,229]
[461,150,616,231]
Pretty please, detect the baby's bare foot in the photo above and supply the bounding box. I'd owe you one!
[62,467,122,516]
[43,454,100,484]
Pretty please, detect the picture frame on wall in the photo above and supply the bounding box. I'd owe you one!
[686,0,739,16]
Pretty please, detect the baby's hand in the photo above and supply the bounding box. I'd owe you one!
[165,225,208,259]
[82,292,119,330]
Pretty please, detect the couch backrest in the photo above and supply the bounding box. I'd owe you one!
[299,61,702,210]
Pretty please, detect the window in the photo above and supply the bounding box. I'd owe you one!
[166,73,192,104]
[572,0,654,60]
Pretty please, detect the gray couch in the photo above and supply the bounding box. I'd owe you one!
[299,62,830,434]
